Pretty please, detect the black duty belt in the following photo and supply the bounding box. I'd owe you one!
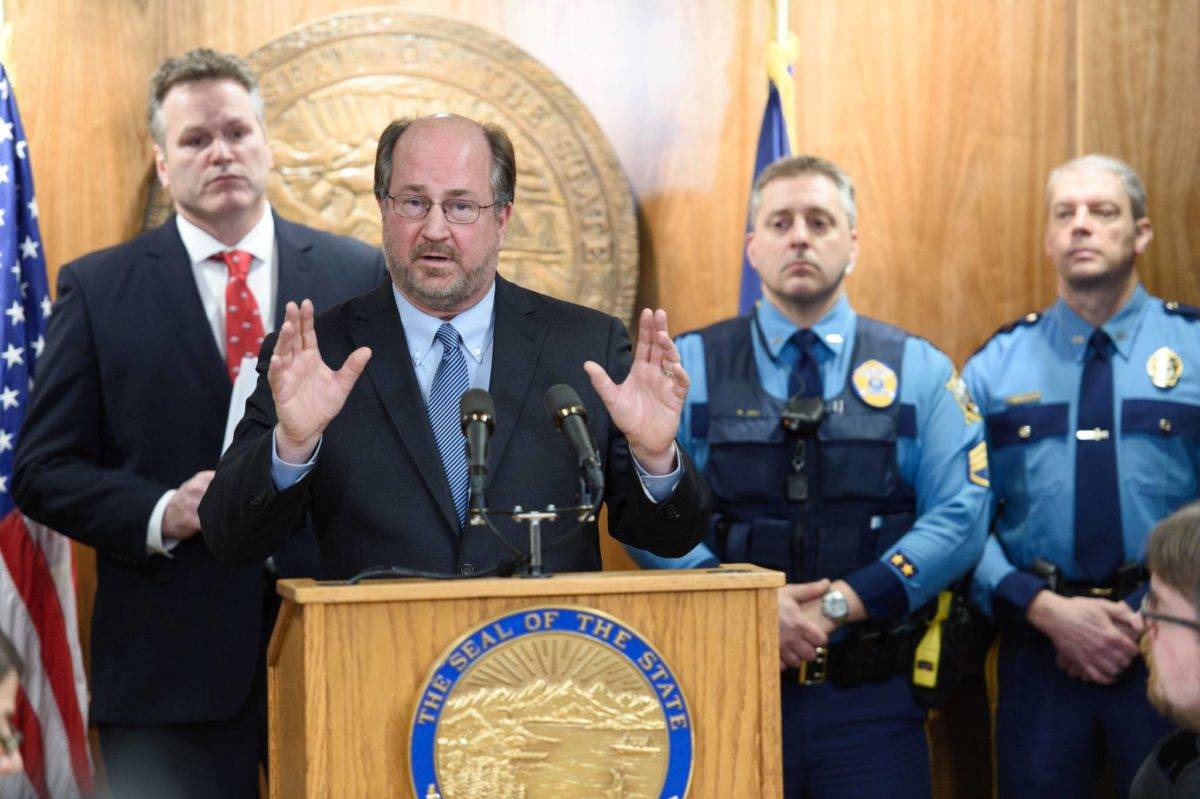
[1036,561,1147,600]
[785,616,922,687]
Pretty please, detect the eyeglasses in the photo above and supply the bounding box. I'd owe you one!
[1140,592,1200,634]
[384,194,496,225]
[0,727,21,757]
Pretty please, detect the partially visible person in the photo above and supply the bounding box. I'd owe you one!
[966,154,1192,798]
[1131,502,1200,798]
[0,632,24,777]
[624,154,989,797]
[11,48,384,798]
[200,114,709,580]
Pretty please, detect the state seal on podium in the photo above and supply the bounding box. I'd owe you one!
[410,606,694,798]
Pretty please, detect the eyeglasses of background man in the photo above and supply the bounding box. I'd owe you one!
[1141,590,1200,636]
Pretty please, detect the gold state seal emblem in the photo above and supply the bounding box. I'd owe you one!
[410,606,693,799]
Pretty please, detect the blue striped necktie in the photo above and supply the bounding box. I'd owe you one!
[785,329,822,398]
[428,323,470,528]
[1073,329,1123,580]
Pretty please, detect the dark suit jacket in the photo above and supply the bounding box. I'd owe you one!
[12,213,386,725]
[199,277,709,579]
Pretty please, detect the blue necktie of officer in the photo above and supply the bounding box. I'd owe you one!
[785,329,823,398]
[1074,328,1124,581]
[428,322,471,528]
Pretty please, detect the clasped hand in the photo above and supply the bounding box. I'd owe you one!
[1027,591,1142,684]
[777,579,833,669]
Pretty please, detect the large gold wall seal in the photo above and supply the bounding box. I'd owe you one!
[147,9,639,321]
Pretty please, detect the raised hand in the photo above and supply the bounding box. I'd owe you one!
[583,308,689,475]
[269,300,371,462]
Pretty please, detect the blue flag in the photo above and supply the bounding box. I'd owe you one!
[738,36,799,316]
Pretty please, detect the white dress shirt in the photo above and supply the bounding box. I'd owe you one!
[146,205,278,555]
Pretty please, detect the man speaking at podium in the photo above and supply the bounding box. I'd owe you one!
[200,114,709,578]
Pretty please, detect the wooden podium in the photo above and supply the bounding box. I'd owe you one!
[268,564,785,797]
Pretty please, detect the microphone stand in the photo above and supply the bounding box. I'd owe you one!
[469,473,601,578]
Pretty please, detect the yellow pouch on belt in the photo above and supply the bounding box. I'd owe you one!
[912,591,952,688]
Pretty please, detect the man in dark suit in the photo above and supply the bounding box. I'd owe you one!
[199,114,708,579]
[11,49,385,798]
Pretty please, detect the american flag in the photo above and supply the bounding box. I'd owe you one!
[0,62,95,798]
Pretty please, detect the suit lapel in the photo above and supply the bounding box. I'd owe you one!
[486,277,546,475]
[272,213,317,327]
[349,283,462,534]
[147,220,230,397]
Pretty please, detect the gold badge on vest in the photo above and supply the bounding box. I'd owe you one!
[851,359,898,409]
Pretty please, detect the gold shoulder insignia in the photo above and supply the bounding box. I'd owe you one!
[968,441,990,487]
[889,551,919,579]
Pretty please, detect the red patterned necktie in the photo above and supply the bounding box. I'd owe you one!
[213,249,265,381]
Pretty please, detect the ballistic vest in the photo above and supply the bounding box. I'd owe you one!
[695,314,918,583]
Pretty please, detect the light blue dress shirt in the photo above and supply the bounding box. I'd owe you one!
[627,295,989,616]
[965,285,1200,618]
[270,283,680,500]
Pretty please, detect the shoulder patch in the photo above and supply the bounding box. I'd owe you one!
[945,369,982,425]
[968,440,990,487]
[972,311,1041,357]
[1163,301,1200,321]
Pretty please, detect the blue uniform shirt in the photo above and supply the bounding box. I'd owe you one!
[627,296,989,618]
[964,285,1200,619]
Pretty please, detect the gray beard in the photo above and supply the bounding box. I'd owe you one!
[385,244,498,314]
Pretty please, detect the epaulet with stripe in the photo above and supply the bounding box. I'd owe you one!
[678,314,750,341]
[1163,301,1200,321]
[971,311,1041,357]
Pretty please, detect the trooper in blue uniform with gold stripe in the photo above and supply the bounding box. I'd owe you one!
[626,155,989,798]
[965,154,1192,798]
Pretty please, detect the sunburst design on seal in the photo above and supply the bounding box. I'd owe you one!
[439,635,667,796]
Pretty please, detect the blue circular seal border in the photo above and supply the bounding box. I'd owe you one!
[409,605,694,798]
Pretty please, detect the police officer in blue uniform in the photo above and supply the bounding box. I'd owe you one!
[626,155,989,798]
[965,154,1192,798]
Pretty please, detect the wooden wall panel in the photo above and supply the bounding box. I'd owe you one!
[6,2,163,264]
[1078,0,1200,304]
[789,0,1074,363]
[9,0,766,337]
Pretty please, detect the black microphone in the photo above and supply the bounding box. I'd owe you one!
[543,384,605,497]
[459,388,495,520]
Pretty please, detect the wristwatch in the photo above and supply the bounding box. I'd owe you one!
[820,588,849,626]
